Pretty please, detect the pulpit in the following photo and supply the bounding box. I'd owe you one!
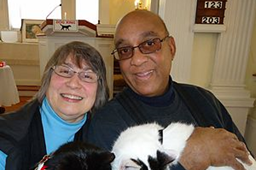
[38,19,114,97]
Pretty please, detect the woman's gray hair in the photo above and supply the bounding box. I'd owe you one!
[34,41,109,114]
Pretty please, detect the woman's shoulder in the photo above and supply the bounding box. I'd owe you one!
[0,99,40,151]
[0,99,39,119]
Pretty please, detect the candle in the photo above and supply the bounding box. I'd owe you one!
[134,0,139,9]
[134,0,143,9]
[64,12,67,20]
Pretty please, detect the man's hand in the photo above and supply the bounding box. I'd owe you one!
[179,127,251,170]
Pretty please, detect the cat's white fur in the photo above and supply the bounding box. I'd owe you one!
[111,122,256,170]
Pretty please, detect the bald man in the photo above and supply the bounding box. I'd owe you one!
[87,10,251,170]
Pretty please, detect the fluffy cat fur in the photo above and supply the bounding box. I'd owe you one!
[34,141,115,170]
[111,122,256,170]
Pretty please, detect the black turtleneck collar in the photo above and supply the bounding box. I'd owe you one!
[128,77,175,107]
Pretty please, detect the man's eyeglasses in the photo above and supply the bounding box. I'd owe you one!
[111,35,170,61]
[52,65,98,83]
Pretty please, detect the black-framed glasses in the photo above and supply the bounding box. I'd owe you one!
[111,35,170,61]
[52,65,98,83]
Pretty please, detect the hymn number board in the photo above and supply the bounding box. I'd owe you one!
[195,0,227,24]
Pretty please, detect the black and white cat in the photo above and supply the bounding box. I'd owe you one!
[34,141,115,170]
[111,122,256,170]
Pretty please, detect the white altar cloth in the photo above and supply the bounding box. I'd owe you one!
[0,65,20,106]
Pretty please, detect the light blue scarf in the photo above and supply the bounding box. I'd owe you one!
[40,97,87,154]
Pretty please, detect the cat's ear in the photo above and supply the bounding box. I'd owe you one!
[100,151,115,164]
[120,159,141,170]
[156,150,175,167]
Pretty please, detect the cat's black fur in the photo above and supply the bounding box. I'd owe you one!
[60,24,71,30]
[131,150,175,170]
[34,141,115,170]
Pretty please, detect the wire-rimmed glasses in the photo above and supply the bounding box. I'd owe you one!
[52,65,98,83]
[111,35,170,61]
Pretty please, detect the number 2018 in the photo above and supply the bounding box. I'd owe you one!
[202,17,220,24]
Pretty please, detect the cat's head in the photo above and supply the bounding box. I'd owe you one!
[118,150,175,170]
[34,141,115,170]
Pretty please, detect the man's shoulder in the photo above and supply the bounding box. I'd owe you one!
[99,97,120,110]
[96,88,133,113]
[174,81,214,97]
[174,81,206,90]
[91,90,138,126]
[93,97,124,118]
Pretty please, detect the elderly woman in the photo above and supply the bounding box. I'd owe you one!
[0,41,109,170]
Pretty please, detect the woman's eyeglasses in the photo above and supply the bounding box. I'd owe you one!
[52,65,98,83]
[111,35,169,61]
